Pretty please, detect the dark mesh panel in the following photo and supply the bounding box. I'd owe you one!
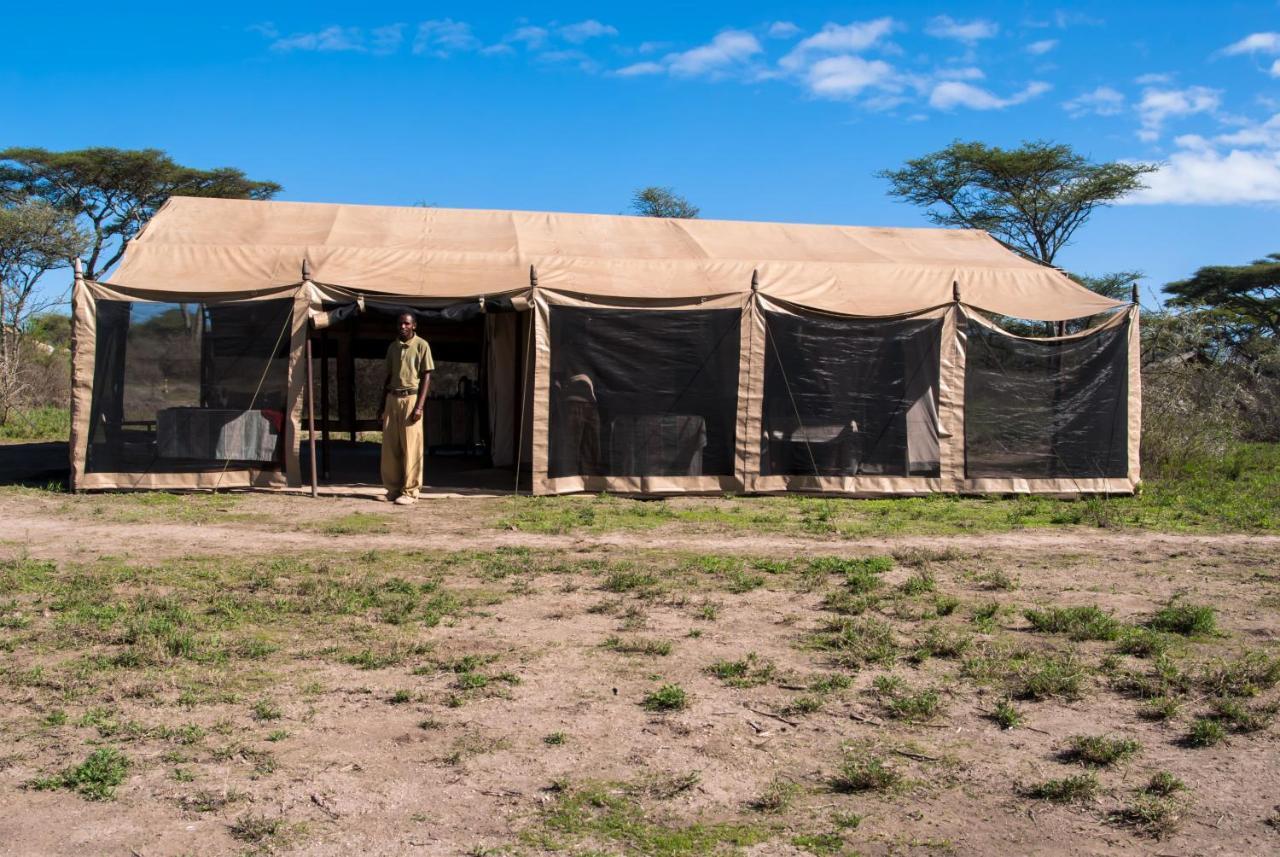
[762,311,942,477]
[548,307,740,478]
[965,317,1129,479]
[86,300,292,474]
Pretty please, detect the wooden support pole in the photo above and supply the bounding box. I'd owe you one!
[305,333,318,497]
[319,329,331,480]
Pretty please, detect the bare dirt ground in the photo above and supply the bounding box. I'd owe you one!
[1,490,1278,857]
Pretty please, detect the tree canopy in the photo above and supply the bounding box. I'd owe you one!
[878,140,1156,265]
[629,186,700,219]
[0,147,281,280]
[0,200,87,421]
[1164,253,1280,339]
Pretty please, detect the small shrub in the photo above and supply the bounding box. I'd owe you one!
[992,698,1022,730]
[897,570,936,596]
[603,636,673,656]
[911,625,972,662]
[1013,653,1087,701]
[783,695,825,716]
[1210,698,1277,733]
[1186,718,1226,747]
[1024,605,1122,641]
[811,617,897,667]
[1064,734,1141,767]
[1149,600,1217,636]
[603,570,658,593]
[1116,627,1174,659]
[1027,772,1099,803]
[874,676,944,722]
[933,595,960,616]
[229,812,284,844]
[831,752,901,793]
[1199,651,1280,697]
[1144,771,1186,796]
[706,653,775,688]
[809,555,894,576]
[544,732,567,745]
[1139,696,1181,721]
[751,777,801,812]
[388,689,412,704]
[251,698,281,721]
[974,569,1017,591]
[971,601,1002,632]
[31,747,130,801]
[642,684,688,712]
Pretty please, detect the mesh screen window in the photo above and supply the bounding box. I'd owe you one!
[548,306,740,478]
[761,310,942,477]
[964,317,1129,479]
[86,299,292,474]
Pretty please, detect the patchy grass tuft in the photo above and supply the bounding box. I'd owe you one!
[830,751,901,793]
[1026,772,1100,803]
[1063,734,1141,767]
[29,747,130,801]
[1024,605,1123,641]
[1149,600,1217,636]
[641,684,689,712]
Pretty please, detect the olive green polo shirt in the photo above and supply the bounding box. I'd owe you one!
[386,335,435,391]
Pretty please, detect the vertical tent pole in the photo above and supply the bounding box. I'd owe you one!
[319,328,331,480]
[302,258,318,497]
[306,333,318,497]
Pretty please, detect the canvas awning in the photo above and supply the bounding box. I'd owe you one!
[105,197,1126,321]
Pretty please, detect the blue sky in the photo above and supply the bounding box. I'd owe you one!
[5,1,1280,303]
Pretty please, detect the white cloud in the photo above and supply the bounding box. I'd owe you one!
[1272,59,1280,78]
[1026,39,1058,55]
[272,26,366,53]
[616,61,664,77]
[371,24,405,56]
[248,22,279,39]
[1223,32,1280,55]
[1126,148,1280,204]
[413,19,480,57]
[1137,86,1221,141]
[779,18,895,71]
[925,16,998,44]
[558,20,618,43]
[929,80,1050,110]
[637,41,669,54]
[1135,72,1172,85]
[936,66,985,81]
[507,26,548,49]
[665,30,762,77]
[768,21,801,39]
[1063,85,1125,117]
[805,56,896,98]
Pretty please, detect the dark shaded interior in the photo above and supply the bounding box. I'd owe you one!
[547,306,741,479]
[965,317,1129,479]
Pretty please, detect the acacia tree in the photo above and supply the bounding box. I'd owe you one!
[878,140,1156,266]
[0,147,281,280]
[1165,253,1280,340]
[0,201,86,423]
[630,186,700,219]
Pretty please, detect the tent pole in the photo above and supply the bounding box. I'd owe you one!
[305,331,319,498]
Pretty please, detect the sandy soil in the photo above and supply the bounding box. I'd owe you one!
[1,491,1278,856]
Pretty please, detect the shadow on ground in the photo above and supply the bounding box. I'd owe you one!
[0,442,69,488]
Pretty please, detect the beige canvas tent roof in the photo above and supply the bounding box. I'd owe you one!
[74,196,1139,497]
[107,197,1125,321]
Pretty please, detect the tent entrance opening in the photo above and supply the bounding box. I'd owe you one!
[301,309,529,493]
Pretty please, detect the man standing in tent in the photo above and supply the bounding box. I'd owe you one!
[378,312,434,505]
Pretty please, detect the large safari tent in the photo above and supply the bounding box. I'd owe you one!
[69,196,1138,496]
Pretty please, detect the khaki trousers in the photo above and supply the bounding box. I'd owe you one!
[381,394,423,497]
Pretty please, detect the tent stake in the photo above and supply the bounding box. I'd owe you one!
[305,332,318,498]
